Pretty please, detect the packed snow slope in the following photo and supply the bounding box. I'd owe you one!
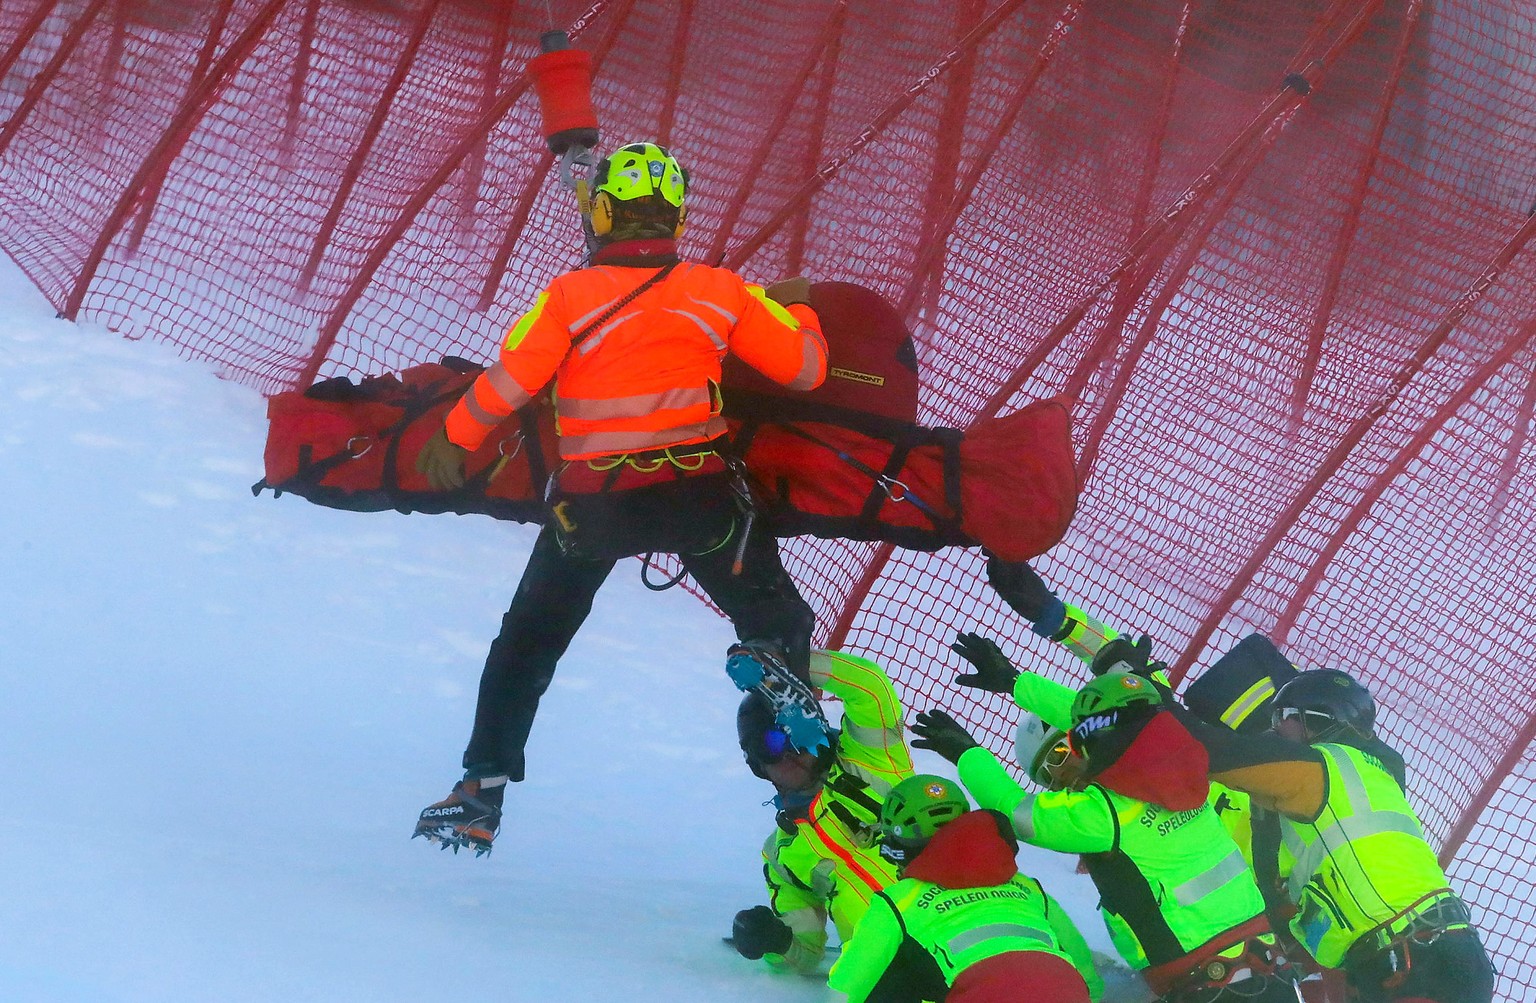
[0,255,1151,1001]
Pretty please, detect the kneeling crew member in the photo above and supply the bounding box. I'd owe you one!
[1177,667,1497,1003]
[915,674,1300,1002]
[830,774,1102,1003]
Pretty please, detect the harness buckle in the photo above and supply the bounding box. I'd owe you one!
[551,500,577,533]
[1365,893,1471,955]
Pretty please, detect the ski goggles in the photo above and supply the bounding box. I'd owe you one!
[1271,706,1337,730]
[759,726,793,764]
[1036,738,1074,779]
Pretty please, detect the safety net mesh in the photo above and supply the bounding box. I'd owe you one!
[2,0,1534,993]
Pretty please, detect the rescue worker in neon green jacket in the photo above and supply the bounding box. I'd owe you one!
[1176,667,1497,1002]
[728,650,915,974]
[829,774,1102,1003]
[978,555,1257,863]
[912,671,1301,1003]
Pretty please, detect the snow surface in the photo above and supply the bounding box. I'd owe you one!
[0,255,1149,1002]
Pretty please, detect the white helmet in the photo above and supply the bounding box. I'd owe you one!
[1016,712,1072,790]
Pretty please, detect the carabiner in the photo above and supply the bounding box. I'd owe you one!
[879,474,911,502]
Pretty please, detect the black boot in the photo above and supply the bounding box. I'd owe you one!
[413,778,506,856]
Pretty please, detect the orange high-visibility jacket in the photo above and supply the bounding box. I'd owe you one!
[444,262,827,460]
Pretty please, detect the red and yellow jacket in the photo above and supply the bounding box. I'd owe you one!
[445,256,827,460]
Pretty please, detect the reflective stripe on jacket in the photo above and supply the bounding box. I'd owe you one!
[1280,743,1453,967]
[444,262,826,459]
[959,747,1265,970]
[1010,666,1258,879]
[832,875,1092,1001]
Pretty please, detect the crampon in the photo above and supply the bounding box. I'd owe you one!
[726,640,832,755]
[412,779,503,857]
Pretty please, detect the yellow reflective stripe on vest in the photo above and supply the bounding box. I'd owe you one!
[1171,848,1250,907]
[946,922,1052,955]
[505,294,549,350]
[1221,676,1278,731]
[1283,749,1424,900]
[882,874,1078,985]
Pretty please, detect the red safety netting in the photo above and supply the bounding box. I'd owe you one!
[2,0,1533,994]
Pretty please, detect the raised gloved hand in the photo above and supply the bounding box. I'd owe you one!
[950,631,1019,694]
[731,905,794,960]
[984,552,1057,622]
[764,276,812,307]
[1090,634,1165,678]
[911,709,981,765]
[416,426,469,491]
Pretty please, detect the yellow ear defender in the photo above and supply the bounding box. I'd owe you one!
[590,190,615,238]
[587,142,687,242]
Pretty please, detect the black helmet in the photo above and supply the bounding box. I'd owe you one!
[737,691,837,780]
[1271,669,1376,742]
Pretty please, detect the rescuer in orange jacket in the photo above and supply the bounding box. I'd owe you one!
[412,142,828,854]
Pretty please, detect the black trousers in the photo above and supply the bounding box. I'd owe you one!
[460,471,814,781]
[1346,928,1496,1003]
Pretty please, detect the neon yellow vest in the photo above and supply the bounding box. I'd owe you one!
[1209,783,1254,870]
[879,874,1078,982]
[1089,786,1265,968]
[1281,744,1453,967]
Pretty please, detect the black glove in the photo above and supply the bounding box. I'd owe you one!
[911,709,981,765]
[984,552,1056,621]
[950,631,1019,694]
[1090,634,1167,678]
[731,905,793,960]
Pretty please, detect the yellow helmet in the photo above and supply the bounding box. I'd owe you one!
[594,141,687,208]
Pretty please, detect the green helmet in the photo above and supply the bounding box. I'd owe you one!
[1071,670,1162,723]
[594,141,687,208]
[877,774,969,868]
[1069,671,1164,760]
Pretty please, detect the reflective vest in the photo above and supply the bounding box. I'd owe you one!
[1075,786,1265,969]
[445,262,826,459]
[1209,783,1254,870]
[877,874,1080,982]
[1280,744,1454,967]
